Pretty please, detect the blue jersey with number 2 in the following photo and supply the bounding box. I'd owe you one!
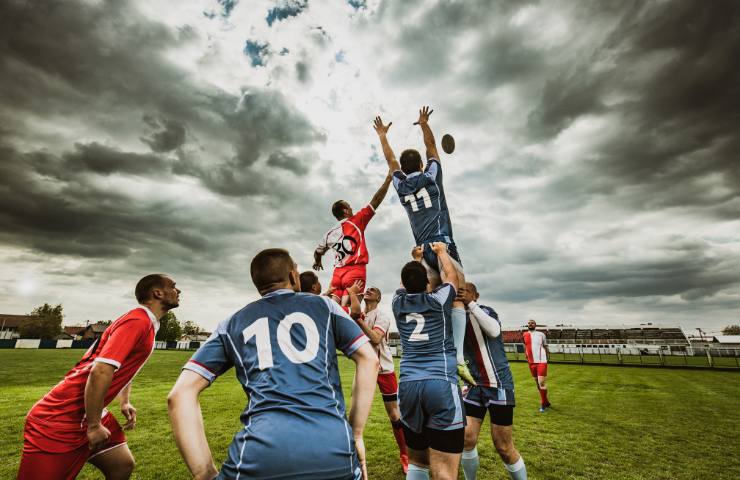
[183,289,367,480]
[392,283,458,384]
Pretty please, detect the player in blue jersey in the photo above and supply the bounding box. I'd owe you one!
[374,108,474,387]
[392,242,465,480]
[458,283,527,480]
[167,248,379,480]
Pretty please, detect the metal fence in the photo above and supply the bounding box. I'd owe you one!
[504,344,740,368]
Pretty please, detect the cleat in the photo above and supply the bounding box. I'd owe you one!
[539,406,546,413]
[400,454,409,474]
[544,401,551,409]
[457,362,477,386]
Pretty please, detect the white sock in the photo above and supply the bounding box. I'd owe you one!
[504,456,527,480]
[461,447,479,480]
[452,307,466,364]
[407,463,430,480]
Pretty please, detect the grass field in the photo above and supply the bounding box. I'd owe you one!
[1,350,739,479]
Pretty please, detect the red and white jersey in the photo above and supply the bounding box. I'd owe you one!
[363,308,395,374]
[523,330,547,364]
[316,205,375,268]
[28,306,159,430]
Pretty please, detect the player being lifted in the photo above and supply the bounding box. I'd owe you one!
[374,107,474,385]
[313,171,392,306]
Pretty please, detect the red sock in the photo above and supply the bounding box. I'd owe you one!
[539,387,549,406]
[391,420,407,456]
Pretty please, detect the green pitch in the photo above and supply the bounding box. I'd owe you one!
[1,350,738,479]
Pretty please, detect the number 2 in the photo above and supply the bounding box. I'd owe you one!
[242,313,320,370]
[406,313,429,341]
[404,187,432,212]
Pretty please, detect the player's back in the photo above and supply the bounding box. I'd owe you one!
[392,283,457,384]
[392,159,454,245]
[464,305,514,389]
[186,289,365,479]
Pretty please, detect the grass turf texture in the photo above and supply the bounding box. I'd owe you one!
[1,350,738,479]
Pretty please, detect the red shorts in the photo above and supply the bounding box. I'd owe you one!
[528,363,548,378]
[18,413,127,480]
[377,371,399,402]
[330,264,366,298]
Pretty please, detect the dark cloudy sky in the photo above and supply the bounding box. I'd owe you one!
[1,0,738,333]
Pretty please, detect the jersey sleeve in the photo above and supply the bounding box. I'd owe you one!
[315,229,331,255]
[423,159,440,181]
[323,297,369,357]
[183,320,234,384]
[353,205,376,230]
[540,332,547,345]
[392,171,406,191]
[373,311,390,334]
[429,282,456,308]
[94,316,150,369]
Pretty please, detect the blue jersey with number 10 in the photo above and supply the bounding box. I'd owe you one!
[183,289,367,480]
[392,283,458,384]
[393,159,455,245]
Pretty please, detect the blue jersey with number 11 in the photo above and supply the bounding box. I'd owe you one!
[392,283,458,384]
[183,289,367,480]
[393,159,454,245]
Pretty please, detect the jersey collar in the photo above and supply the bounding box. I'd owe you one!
[406,171,422,178]
[138,304,160,333]
[263,288,295,298]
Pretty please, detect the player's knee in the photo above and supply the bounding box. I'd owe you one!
[120,455,136,477]
[463,431,478,451]
[493,438,516,463]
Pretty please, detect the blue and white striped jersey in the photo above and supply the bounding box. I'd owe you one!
[463,304,514,390]
[183,289,367,479]
[392,283,458,384]
[392,159,455,245]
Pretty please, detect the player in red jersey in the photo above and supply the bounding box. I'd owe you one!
[313,171,392,306]
[299,270,362,319]
[17,274,180,480]
[522,319,551,412]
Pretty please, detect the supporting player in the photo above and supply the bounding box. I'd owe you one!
[374,108,474,386]
[299,270,362,319]
[523,319,551,412]
[168,248,378,480]
[353,286,409,474]
[17,274,181,480]
[313,171,392,306]
[458,283,527,480]
[393,242,465,480]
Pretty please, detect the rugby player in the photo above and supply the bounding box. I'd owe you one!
[374,108,474,386]
[313,171,392,306]
[168,248,378,479]
[392,242,465,480]
[354,286,409,473]
[522,319,551,412]
[17,274,181,480]
[458,283,527,480]
[299,270,362,320]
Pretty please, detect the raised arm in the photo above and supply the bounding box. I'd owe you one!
[168,370,219,480]
[369,170,392,210]
[468,302,501,339]
[415,106,440,161]
[346,280,364,320]
[430,242,458,288]
[348,342,379,480]
[373,116,401,172]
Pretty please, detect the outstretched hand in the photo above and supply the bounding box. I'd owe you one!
[411,245,423,262]
[414,105,433,126]
[430,241,447,255]
[373,116,392,136]
[347,279,364,296]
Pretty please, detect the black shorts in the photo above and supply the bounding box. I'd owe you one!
[402,424,465,454]
[465,403,514,426]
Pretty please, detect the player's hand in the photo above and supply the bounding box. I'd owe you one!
[312,261,323,271]
[347,279,364,296]
[430,241,447,255]
[373,116,392,136]
[121,402,137,430]
[414,105,433,126]
[456,286,472,306]
[87,423,111,450]
[411,245,423,261]
[323,285,336,297]
[354,434,368,480]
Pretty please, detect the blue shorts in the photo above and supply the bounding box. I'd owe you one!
[399,379,466,433]
[218,412,361,480]
[421,242,463,273]
[463,386,516,408]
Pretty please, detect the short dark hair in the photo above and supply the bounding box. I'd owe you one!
[466,282,478,295]
[331,200,348,220]
[135,274,167,303]
[250,248,294,294]
[400,149,422,174]
[401,261,428,293]
[299,271,319,293]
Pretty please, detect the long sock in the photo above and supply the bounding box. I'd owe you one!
[539,387,549,406]
[452,307,466,363]
[407,464,430,480]
[391,419,408,456]
[461,447,480,480]
[504,456,527,480]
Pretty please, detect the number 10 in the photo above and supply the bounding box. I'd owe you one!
[242,313,320,370]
